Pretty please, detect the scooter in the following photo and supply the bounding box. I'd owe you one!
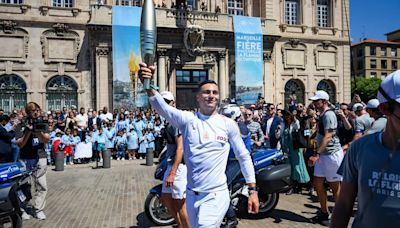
[144,148,291,226]
[0,161,32,228]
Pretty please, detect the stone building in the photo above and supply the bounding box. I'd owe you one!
[351,30,400,79]
[0,0,351,112]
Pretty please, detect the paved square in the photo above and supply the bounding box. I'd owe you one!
[24,160,339,228]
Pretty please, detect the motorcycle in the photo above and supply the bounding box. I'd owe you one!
[0,161,32,228]
[144,148,291,226]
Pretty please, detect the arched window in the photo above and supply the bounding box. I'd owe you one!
[0,74,27,113]
[317,79,336,103]
[46,75,78,111]
[284,79,305,109]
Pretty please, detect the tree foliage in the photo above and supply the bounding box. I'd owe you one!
[351,77,382,102]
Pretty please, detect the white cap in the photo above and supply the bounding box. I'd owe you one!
[377,70,400,104]
[309,90,329,101]
[221,104,241,120]
[160,91,175,101]
[366,99,380,109]
[352,103,364,112]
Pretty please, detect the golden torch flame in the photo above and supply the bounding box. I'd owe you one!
[129,53,139,101]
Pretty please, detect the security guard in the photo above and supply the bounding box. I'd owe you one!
[140,63,259,228]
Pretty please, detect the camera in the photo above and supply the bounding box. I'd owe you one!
[24,117,48,132]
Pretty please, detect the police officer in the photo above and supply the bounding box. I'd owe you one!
[140,63,259,228]
[160,91,190,228]
[16,102,50,220]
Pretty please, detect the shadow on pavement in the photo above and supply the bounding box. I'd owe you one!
[130,212,155,228]
[267,209,313,224]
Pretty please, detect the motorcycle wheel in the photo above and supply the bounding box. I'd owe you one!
[236,192,279,218]
[0,214,22,228]
[144,193,175,226]
[258,192,279,215]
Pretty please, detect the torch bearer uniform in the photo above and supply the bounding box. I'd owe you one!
[149,93,255,228]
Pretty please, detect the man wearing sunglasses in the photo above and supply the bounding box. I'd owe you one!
[262,103,282,149]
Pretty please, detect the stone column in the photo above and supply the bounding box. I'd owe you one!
[157,49,167,92]
[95,45,110,111]
[218,50,227,99]
[263,50,274,103]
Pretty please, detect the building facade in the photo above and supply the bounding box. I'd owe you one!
[0,0,351,112]
[351,32,400,79]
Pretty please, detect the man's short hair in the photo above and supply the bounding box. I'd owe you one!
[197,80,218,92]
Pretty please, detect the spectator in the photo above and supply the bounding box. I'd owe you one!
[0,114,16,163]
[309,90,344,225]
[95,127,107,161]
[153,118,164,157]
[279,110,310,194]
[127,126,139,160]
[99,106,113,124]
[351,103,374,141]
[55,110,66,132]
[262,103,282,149]
[114,129,127,160]
[65,111,76,132]
[88,109,101,130]
[244,109,264,149]
[61,128,74,165]
[365,98,387,135]
[75,107,88,140]
[336,103,355,153]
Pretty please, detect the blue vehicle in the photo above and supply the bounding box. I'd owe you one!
[0,161,32,228]
[144,148,291,226]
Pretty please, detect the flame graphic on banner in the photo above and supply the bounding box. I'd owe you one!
[129,53,139,101]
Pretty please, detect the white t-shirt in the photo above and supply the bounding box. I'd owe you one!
[75,114,88,128]
[99,112,113,122]
[149,93,255,193]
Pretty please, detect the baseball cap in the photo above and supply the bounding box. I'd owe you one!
[352,103,364,112]
[309,90,329,101]
[160,91,175,101]
[377,70,400,104]
[366,99,380,109]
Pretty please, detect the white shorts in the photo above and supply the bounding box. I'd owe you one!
[186,188,230,228]
[161,164,187,199]
[314,149,344,182]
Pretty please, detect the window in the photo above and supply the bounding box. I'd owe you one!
[46,75,78,111]
[381,72,387,79]
[0,0,23,4]
[119,0,141,6]
[357,60,364,70]
[370,59,376,69]
[393,60,398,69]
[381,60,387,69]
[392,48,397,57]
[228,0,244,15]
[0,74,27,114]
[357,48,363,57]
[52,0,73,7]
[370,46,376,56]
[381,47,387,57]
[176,70,208,83]
[285,0,300,25]
[317,0,330,27]
[370,72,377,78]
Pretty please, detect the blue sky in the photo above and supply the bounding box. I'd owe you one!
[350,0,400,43]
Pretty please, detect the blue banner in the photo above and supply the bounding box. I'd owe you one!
[233,16,263,105]
[112,6,148,109]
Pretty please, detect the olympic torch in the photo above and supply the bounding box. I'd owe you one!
[140,0,157,90]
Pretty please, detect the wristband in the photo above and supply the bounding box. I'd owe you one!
[248,186,258,195]
[147,83,159,91]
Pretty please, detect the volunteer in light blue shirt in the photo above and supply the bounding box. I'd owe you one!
[139,63,259,228]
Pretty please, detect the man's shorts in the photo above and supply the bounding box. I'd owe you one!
[97,143,106,152]
[162,164,187,199]
[314,149,344,182]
